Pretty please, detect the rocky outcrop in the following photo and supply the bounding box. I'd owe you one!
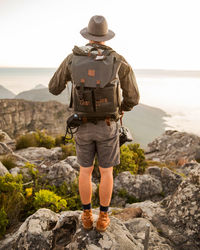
[0,207,173,250]
[39,160,79,186]
[146,166,182,196]
[145,130,200,163]
[0,99,69,138]
[112,167,182,206]
[127,164,200,249]
[0,161,9,176]
[15,146,63,163]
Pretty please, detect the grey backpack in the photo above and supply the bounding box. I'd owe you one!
[70,45,121,120]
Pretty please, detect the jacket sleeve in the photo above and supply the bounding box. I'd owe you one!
[118,56,140,111]
[48,54,73,95]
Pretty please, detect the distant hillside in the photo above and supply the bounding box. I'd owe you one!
[0,85,15,99]
[124,104,169,149]
[0,99,69,138]
[15,87,70,105]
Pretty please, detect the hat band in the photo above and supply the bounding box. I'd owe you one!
[88,30,108,37]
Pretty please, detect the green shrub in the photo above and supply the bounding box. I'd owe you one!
[33,189,67,212]
[61,144,76,159]
[114,143,147,177]
[0,207,8,238]
[0,174,26,227]
[16,133,38,149]
[16,130,55,150]
[34,130,55,149]
[0,155,16,170]
[51,179,82,211]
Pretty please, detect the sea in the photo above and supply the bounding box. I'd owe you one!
[0,67,200,137]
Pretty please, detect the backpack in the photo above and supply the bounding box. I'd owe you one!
[69,45,121,120]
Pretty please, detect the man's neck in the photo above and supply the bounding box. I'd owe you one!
[89,40,105,45]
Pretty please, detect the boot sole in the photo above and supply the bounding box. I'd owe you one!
[83,225,93,230]
[96,221,110,232]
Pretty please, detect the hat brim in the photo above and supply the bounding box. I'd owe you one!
[80,27,115,42]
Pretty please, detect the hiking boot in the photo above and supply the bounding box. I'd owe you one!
[81,209,94,230]
[96,211,110,232]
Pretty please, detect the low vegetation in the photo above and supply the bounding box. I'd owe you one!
[114,143,147,177]
[16,130,55,149]
[0,155,16,170]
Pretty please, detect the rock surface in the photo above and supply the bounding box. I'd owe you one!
[0,208,173,250]
[15,146,63,163]
[145,130,200,163]
[41,160,79,186]
[0,161,9,176]
[146,166,182,196]
[112,171,163,205]
[0,99,69,138]
[127,164,200,249]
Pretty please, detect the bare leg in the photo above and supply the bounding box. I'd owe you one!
[99,166,113,206]
[79,166,94,204]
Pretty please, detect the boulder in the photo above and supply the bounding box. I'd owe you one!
[41,160,79,186]
[113,171,163,204]
[176,162,199,176]
[145,130,200,163]
[0,142,13,155]
[9,167,21,177]
[15,147,62,163]
[0,130,15,150]
[0,161,9,176]
[161,165,200,248]
[64,156,80,171]
[146,166,182,196]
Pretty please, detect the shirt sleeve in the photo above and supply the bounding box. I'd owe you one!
[48,54,73,95]
[118,56,140,111]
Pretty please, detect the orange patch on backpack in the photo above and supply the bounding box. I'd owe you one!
[88,69,95,77]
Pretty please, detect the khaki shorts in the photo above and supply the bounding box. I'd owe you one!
[74,120,120,168]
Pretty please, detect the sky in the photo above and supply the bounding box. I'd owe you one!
[0,0,200,70]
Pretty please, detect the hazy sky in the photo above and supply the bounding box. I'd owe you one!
[0,0,200,69]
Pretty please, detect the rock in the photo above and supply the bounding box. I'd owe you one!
[0,161,9,176]
[124,218,172,249]
[145,130,200,163]
[64,156,80,171]
[0,208,144,250]
[0,208,59,250]
[177,162,199,176]
[160,167,182,196]
[111,207,143,221]
[145,166,162,179]
[42,160,78,186]
[0,99,69,138]
[0,130,16,151]
[159,164,200,248]
[146,166,184,197]
[0,206,175,250]
[0,130,12,142]
[113,171,163,203]
[9,167,21,177]
[15,146,62,163]
[0,142,13,155]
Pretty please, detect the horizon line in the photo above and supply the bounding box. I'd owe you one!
[0,66,200,72]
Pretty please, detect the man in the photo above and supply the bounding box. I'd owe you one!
[48,15,140,232]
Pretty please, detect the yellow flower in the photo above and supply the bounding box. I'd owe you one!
[25,187,33,198]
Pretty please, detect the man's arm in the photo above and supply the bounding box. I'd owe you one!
[48,54,73,95]
[118,56,140,111]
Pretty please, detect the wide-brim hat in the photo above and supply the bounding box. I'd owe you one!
[80,15,115,42]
